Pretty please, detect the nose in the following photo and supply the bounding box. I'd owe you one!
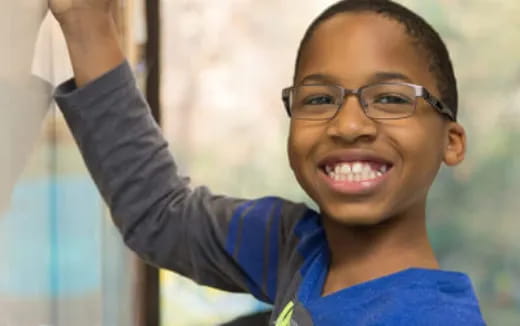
[325,95,378,144]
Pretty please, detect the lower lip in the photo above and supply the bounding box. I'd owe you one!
[319,168,391,195]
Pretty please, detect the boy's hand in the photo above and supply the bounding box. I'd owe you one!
[47,0,124,87]
[48,0,113,24]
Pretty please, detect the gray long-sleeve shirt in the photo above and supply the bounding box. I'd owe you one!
[54,62,485,326]
[54,61,312,324]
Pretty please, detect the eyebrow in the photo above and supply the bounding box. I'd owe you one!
[300,74,340,85]
[369,72,413,84]
[299,71,414,86]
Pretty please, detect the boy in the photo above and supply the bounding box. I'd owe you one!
[49,0,486,324]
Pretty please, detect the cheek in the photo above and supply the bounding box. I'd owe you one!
[391,122,445,192]
[288,122,309,167]
[287,123,326,204]
[287,122,322,177]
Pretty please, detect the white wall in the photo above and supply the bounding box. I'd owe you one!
[0,1,52,215]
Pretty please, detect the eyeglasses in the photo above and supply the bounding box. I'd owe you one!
[281,82,455,121]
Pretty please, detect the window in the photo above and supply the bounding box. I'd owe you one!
[0,5,134,326]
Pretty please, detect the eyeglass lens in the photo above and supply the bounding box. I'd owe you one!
[289,84,417,120]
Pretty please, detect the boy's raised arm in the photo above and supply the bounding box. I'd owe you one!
[48,0,309,304]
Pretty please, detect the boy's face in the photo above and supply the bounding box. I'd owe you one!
[288,13,465,226]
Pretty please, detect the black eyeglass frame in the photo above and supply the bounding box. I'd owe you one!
[281,82,456,121]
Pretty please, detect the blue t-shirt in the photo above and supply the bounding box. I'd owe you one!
[228,199,486,325]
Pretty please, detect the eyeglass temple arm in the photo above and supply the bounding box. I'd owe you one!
[282,88,292,117]
[422,89,456,121]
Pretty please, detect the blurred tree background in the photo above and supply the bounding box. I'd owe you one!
[159,0,520,324]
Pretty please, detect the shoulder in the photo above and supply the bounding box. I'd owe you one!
[224,196,317,302]
[396,269,486,325]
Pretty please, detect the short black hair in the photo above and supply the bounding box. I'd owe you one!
[294,0,458,119]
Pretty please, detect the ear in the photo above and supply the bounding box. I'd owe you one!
[443,122,466,166]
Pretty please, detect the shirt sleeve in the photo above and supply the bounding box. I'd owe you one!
[53,61,308,303]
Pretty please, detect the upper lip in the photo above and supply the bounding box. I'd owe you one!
[317,149,394,169]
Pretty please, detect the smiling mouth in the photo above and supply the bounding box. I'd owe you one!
[322,161,392,182]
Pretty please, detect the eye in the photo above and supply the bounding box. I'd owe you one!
[374,93,412,105]
[303,95,335,105]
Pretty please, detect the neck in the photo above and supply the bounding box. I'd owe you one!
[321,203,438,296]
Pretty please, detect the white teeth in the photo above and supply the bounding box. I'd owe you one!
[325,161,390,182]
[352,162,363,173]
[340,164,351,173]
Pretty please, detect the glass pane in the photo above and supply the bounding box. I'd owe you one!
[0,5,134,326]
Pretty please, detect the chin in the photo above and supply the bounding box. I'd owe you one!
[320,203,392,227]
